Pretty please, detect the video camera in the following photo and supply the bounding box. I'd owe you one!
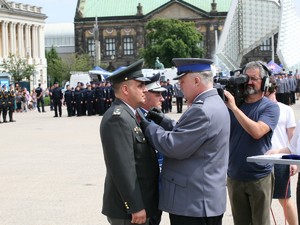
[214,69,248,107]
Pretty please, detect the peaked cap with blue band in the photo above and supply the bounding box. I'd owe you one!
[172,58,214,80]
[107,58,150,84]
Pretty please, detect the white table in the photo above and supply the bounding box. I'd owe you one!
[247,154,300,165]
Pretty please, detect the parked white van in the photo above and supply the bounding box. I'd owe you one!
[67,72,106,89]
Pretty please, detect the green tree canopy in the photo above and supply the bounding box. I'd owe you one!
[141,18,204,68]
[46,47,93,86]
[2,54,35,82]
[45,47,66,86]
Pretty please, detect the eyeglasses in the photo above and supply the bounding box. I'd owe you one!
[247,76,262,82]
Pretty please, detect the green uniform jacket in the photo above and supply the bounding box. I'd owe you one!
[100,98,159,219]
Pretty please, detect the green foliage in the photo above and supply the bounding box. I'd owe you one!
[44,96,50,106]
[141,18,204,68]
[2,54,35,82]
[46,47,93,86]
[46,47,66,86]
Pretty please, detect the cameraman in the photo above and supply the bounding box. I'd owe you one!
[224,61,279,225]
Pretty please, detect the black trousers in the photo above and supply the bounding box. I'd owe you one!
[107,217,149,225]
[53,99,62,117]
[176,97,183,113]
[37,98,45,112]
[169,213,223,225]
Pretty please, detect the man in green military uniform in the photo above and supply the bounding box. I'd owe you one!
[100,59,159,225]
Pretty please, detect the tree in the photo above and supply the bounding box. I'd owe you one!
[141,18,204,68]
[46,46,94,86]
[2,54,35,82]
[46,46,66,86]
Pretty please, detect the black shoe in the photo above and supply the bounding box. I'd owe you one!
[10,120,16,122]
[3,120,8,123]
[54,115,58,117]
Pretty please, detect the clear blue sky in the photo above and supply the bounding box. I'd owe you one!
[12,0,300,23]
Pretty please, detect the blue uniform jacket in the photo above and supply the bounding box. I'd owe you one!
[144,88,230,217]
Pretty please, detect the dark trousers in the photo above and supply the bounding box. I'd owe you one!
[98,99,105,115]
[169,213,223,225]
[107,217,149,225]
[53,99,62,117]
[8,104,14,121]
[66,101,73,117]
[37,98,45,112]
[168,97,172,112]
[176,97,183,113]
[149,210,162,225]
[2,106,7,122]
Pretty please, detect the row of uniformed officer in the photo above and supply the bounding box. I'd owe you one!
[63,82,115,117]
[0,84,16,123]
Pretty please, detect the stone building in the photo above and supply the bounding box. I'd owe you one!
[0,0,47,88]
[74,0,231,69]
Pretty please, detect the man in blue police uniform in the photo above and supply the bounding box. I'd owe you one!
[140,58,230,225]
[100,59,159,225]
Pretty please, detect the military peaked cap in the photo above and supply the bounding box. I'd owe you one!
[172,58,214,80]
[108,58,149,84]
[145,73,166,92]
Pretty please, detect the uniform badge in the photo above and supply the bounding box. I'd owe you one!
[134,126,142,134]
[112,106,122,116]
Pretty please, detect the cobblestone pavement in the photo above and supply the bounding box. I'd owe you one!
[1,101,300,225]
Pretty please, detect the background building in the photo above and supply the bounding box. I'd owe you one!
[74,0,230,69]
[0,0,47,89]
[45,23,75,60]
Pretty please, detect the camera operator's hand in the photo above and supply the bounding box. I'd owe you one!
[147,107,164,125]
[224,90,238,112]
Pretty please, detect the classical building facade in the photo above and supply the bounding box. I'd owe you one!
[74,0,230,69]
[0,0,47,88]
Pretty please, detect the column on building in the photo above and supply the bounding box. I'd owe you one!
[1,21,9,58]
[32,25,38,59]
[19,23,25,57]
[10,22,17,55]
[25,23,32,58]
[38,25,46,60]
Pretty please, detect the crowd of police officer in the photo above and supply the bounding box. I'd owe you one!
[0,84,16,123]
[59,81,115,117]
[160,79,174,113]
[274,72,299,105]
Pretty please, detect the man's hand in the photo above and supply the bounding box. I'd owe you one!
[147,107,164,124]
[223,90,238,112]
[265,149,280,155]
[290,165,298,176]
[131,209,147,224]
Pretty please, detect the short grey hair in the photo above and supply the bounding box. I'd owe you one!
[243,61,269,79]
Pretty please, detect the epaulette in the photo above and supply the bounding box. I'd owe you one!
[194,100,204,104]
[112,106,123,116]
